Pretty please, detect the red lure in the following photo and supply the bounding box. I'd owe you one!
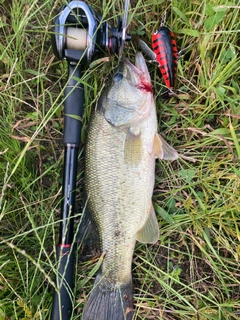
[152,26,178,90]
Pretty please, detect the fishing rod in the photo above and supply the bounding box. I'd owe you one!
[50,1,131,319]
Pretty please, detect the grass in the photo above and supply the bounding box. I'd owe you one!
[0,0,239,319]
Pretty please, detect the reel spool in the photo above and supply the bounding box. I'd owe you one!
[65,28,88,51]
[51,1,131,63]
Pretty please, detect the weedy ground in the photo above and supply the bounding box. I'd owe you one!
[0,0,239,319]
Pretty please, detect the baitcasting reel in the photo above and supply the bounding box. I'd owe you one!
[51,1,131,63]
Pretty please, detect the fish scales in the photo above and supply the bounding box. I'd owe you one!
[85,110,156,283]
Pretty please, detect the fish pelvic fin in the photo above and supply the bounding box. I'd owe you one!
[154,133,178,160]
[136,204,159,244]
[82,274,134,320]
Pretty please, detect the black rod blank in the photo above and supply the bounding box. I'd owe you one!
[51,63,84,320]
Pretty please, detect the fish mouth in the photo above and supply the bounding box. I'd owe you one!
[122,52,152,92]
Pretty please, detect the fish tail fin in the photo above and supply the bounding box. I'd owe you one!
[82,274,134,320]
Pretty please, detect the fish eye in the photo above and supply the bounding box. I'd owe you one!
[113,72,123,82]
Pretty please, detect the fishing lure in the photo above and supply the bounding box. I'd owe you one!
[139,26,178,96]
[152,26,178,91]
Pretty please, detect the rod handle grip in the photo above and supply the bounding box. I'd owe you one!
[64,64,84,145]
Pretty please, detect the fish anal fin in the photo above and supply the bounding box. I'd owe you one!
[77,199,100,246]
[154,133,178,160]
[136,204,159,244]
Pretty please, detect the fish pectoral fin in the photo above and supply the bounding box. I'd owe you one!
[136,204,159,244]
[154,133,179,160]
[124,130,143,165]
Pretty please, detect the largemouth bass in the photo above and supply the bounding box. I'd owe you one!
[82,52,178,320]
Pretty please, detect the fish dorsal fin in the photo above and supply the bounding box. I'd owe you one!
[154,133,179,160]
[136,204,159,244]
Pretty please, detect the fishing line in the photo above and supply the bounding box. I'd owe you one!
[118,0,130,63]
